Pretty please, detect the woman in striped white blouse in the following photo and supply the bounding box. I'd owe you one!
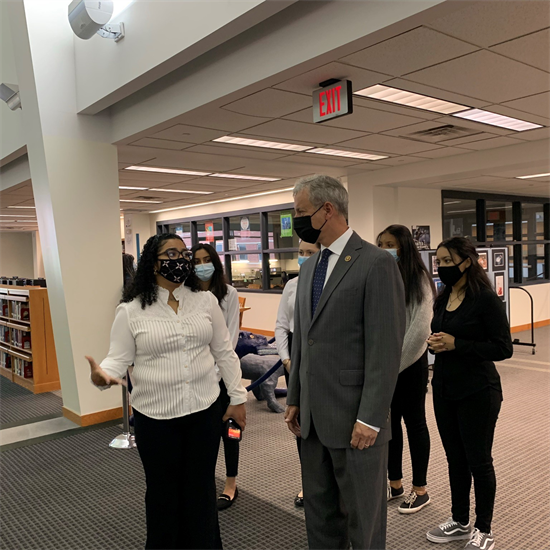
[87,234,247,550]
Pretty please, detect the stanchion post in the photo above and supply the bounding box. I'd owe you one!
[109,371,137,449]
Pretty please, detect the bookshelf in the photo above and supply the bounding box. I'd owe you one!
[0,285,60,394]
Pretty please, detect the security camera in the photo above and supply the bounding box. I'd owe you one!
[68,1,125,42]
[0,84,21,110]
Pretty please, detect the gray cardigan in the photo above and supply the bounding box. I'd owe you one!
[400,276,434,373]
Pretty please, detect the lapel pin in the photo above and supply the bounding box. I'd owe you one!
[345,255,352,262]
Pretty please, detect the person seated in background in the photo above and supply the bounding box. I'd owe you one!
[192,243,242,511]
[87,234,246,550]
[377,225,435,514]
[122,253,136,290]
[275,239,320,507]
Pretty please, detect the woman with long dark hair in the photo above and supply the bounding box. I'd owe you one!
[377,225,435,514]
[87,234,247,550]
[426,237,513,550]
[192,243,241,511]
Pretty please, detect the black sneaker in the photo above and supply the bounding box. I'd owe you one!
[387,484,404,501]
[398,490,431,514]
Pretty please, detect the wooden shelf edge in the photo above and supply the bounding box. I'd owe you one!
[32,380,61,394]
[0,320,31,331]
[0,344,32,361]
[13,373,34,392]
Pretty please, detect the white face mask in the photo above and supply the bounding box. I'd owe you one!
[385,248,400,261]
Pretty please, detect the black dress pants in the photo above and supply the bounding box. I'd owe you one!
[219,380,239,478]
[433,386,502,534]
[283,332,302,460]
[133,400,223,550]
[388,352,430,487]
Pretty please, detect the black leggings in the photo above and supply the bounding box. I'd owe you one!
[434,386,502,533]
[219,381,239,478]
[133,402,223,549]
[388,352,430,487]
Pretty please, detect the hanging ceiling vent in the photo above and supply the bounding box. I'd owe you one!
[403,124,481,143]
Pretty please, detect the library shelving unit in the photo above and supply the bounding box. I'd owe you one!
[0,285,60,394]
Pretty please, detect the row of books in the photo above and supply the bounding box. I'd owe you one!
[12,329,32,351]
[11,301,30,321]
[13,356,33,379]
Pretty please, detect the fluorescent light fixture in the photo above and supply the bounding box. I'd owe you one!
[452,109,542,131]
[125,166,211,177]
[306,148,388,161]
[208,173,281,182]
[447,209,477,214]
[149,188,213,195]
[354,84,468,114]
[516,172,550,179]
[7,206,35,209]
[212,136,312,152]
[0,214,36,217]
[444,201,462,205]
[0,220,17,223]
[120,199,163,204]
[119,186,149,190]
[150,187,294,214]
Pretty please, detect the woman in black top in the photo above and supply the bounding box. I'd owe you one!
[426,238,513,550]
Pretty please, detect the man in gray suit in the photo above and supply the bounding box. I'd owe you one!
[285,175,405,549]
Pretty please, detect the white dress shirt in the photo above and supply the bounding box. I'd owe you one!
[219,284,240,349]
[98,285,247,420]
[319,227,380,433]
[275,277,298,362]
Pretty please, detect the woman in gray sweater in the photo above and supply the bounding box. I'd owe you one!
[378,225,436,514]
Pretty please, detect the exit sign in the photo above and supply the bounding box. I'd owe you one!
[312,80,353,123]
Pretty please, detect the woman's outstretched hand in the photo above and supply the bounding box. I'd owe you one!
[86,356,126,387]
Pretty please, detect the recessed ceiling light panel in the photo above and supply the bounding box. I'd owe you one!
[354,84,468,114]
[515,172,550,179]
[213,136,312,152]
[149,188,213,195]
[306,148,388,161]
[120,199,163,204]
[119,186,149,190]
[7,206,36,209]
[453,109,543,131]
[125,166,211,176]
[208,173,281,182]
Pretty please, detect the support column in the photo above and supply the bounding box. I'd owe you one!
[9,1,124,424]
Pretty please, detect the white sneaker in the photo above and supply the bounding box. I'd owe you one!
[464,528,495,550]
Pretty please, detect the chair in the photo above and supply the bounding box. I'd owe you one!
[238,296,246,328]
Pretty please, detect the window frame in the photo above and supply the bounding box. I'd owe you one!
[442,190,550,286]
[157,203,297,293]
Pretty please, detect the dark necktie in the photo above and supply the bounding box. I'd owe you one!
[312,248,333,317]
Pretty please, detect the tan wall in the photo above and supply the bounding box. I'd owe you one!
[0,231,34,278]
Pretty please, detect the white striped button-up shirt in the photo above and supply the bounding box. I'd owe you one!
[99,285,247,420]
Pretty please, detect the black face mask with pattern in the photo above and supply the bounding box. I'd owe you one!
[157,258,192,284]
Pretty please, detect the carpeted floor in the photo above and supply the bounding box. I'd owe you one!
[0,376,62,427]
[0,341,549,550]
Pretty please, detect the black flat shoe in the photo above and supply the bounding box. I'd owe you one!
[294,494,304,507]
[217,487,238,511]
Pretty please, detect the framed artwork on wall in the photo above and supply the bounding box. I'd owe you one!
[492,249,506,272]
[494,273,505,300]
[429,252,438,276]
[478,251,489,271]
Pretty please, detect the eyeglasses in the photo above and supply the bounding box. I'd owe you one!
[158,248,193,261]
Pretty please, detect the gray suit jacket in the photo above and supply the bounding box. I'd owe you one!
[287,231,406,449]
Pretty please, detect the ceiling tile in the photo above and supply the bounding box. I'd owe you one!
[118,171,195,184]
[174,107,268,132]
[414,147,471,159]
[514,127,550,141]
[283,105,423,133]
[117,145,158,165]
[150,124,226,144]
[222,89,311,118]
[501,92,550,120]
[280,154,364,169]
[373,156,426,167]
[128,138,193,151]
[141,151,246,172]
[336,134,442,154]
[491,28,550,72]
[341,27,478,77]
[404,50,550,103]
[436,132,504,146]
[240,119,365,145]
[382,121,486,142]
[458,136,525,150]
[426,1,550,47]
[273,62,391,96]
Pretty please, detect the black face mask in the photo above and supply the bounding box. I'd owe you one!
[158,258,192,284]
[438,257,468,288]
[294,204,328,244]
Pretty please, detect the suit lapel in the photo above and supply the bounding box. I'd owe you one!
[310,232,363,326]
